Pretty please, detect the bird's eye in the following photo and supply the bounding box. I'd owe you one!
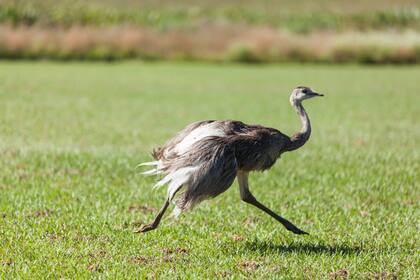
[302,89,308,93]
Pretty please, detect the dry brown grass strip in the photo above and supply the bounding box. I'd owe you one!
[1,24,420,63]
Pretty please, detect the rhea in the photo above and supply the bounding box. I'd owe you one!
[137,86,323,234]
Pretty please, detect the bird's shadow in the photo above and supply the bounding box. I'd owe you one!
[241,240,363,256]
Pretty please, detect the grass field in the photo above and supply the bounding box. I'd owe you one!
[2,0,420,32]
[0,62,419,278]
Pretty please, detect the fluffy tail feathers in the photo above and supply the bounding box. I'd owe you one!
[138,136,238,215]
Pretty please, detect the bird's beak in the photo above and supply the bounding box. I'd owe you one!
[311,92,324,97]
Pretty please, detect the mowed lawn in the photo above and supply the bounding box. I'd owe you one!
[0,62,418,279]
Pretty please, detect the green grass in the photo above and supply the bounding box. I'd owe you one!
[1,0,420,32]
[0,62,419,278]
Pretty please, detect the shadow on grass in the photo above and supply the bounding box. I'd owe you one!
[243,240,362,255]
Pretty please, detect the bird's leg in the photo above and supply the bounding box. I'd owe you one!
[134,200,170,233]
[237,171,308,235]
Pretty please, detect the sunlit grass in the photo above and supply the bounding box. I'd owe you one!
[1,0,420,32]
[0,62,419,278]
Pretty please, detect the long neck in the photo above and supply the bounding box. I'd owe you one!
[285,100,311,152]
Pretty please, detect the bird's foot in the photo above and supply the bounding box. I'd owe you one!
[286,224,309,235]
[134,223,157,233]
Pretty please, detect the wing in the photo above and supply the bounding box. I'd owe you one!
[153,120,224,160]
[153,120,284,161]
[174,136,238,211]
[229,127,290,171]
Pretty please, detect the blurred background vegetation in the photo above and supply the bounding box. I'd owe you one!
[1,0,420,63]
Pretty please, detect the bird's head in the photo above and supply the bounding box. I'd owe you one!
[290,86,323,104]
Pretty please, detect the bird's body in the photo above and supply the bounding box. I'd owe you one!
[156,120,289,172]
[138,86,323,234]
[150,120,288,210]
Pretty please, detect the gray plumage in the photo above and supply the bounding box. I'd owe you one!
[137,86,323,234]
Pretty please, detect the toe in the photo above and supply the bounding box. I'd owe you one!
[287,225,309,235]
[134,224,154,233]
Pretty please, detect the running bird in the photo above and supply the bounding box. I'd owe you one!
[137,86,323,234]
